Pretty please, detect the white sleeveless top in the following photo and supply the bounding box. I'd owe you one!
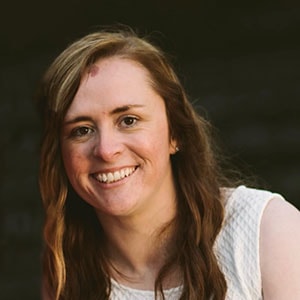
[110,185,284,299]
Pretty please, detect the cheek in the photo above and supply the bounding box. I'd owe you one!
[146,130,172,162]
[154,124,172,153]
[61,144,86,176]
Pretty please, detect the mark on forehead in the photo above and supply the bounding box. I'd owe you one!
[87,64,99,77]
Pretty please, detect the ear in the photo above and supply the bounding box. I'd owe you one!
[169,138,179,155]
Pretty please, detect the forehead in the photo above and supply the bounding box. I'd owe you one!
[84,56,151,81]
[87,64,99,77]
[77,57,154,99]
[64,57,164,116]
[82,57,152,95]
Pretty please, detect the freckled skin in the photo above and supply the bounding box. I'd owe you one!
[88,65,99,77]
[61,58,177,218]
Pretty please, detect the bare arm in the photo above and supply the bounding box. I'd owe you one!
[260,196,300,299]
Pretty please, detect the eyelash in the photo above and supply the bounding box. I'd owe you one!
[119,115,139,128]
[70,126,94,138]
[68,115,139,138]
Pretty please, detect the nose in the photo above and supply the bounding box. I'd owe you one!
[93,129,123,162]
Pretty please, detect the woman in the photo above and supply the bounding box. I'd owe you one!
[38,27,300,299]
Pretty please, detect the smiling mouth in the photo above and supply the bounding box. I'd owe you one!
[93,166,138,184]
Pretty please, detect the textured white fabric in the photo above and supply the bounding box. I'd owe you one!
[110,278,183,299]
[214,185,284,299]
[109,185,283,299]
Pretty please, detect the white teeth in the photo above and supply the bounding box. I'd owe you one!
[114,171,121,181]
[95,167,136,183]
[120,169,125,178]
[107,173,114,183]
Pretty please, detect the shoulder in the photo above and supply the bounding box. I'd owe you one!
[215,186,277,298]
[221,185,275,222]
[260,196,300,299]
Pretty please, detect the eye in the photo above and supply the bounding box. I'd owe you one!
[71,126,94,137]
[119,116,138,128]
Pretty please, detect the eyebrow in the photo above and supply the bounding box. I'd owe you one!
[111,104,145,114]
[63,104,145,125]
[63,116,94,125]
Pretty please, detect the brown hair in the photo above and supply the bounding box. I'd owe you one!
[38,26,228,299]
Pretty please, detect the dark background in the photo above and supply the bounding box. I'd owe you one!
[1,1,299,299]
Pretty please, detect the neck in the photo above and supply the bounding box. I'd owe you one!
[96,198,178,289]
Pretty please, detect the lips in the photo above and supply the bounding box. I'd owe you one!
[93,166,137,184]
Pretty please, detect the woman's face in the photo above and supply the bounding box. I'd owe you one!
[61,57,177,220]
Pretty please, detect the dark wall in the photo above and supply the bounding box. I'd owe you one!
[1,1,299,299]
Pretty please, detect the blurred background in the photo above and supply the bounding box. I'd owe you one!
[1,0,299,299]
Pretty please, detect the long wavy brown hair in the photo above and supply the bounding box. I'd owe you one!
[37,26,229,299]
